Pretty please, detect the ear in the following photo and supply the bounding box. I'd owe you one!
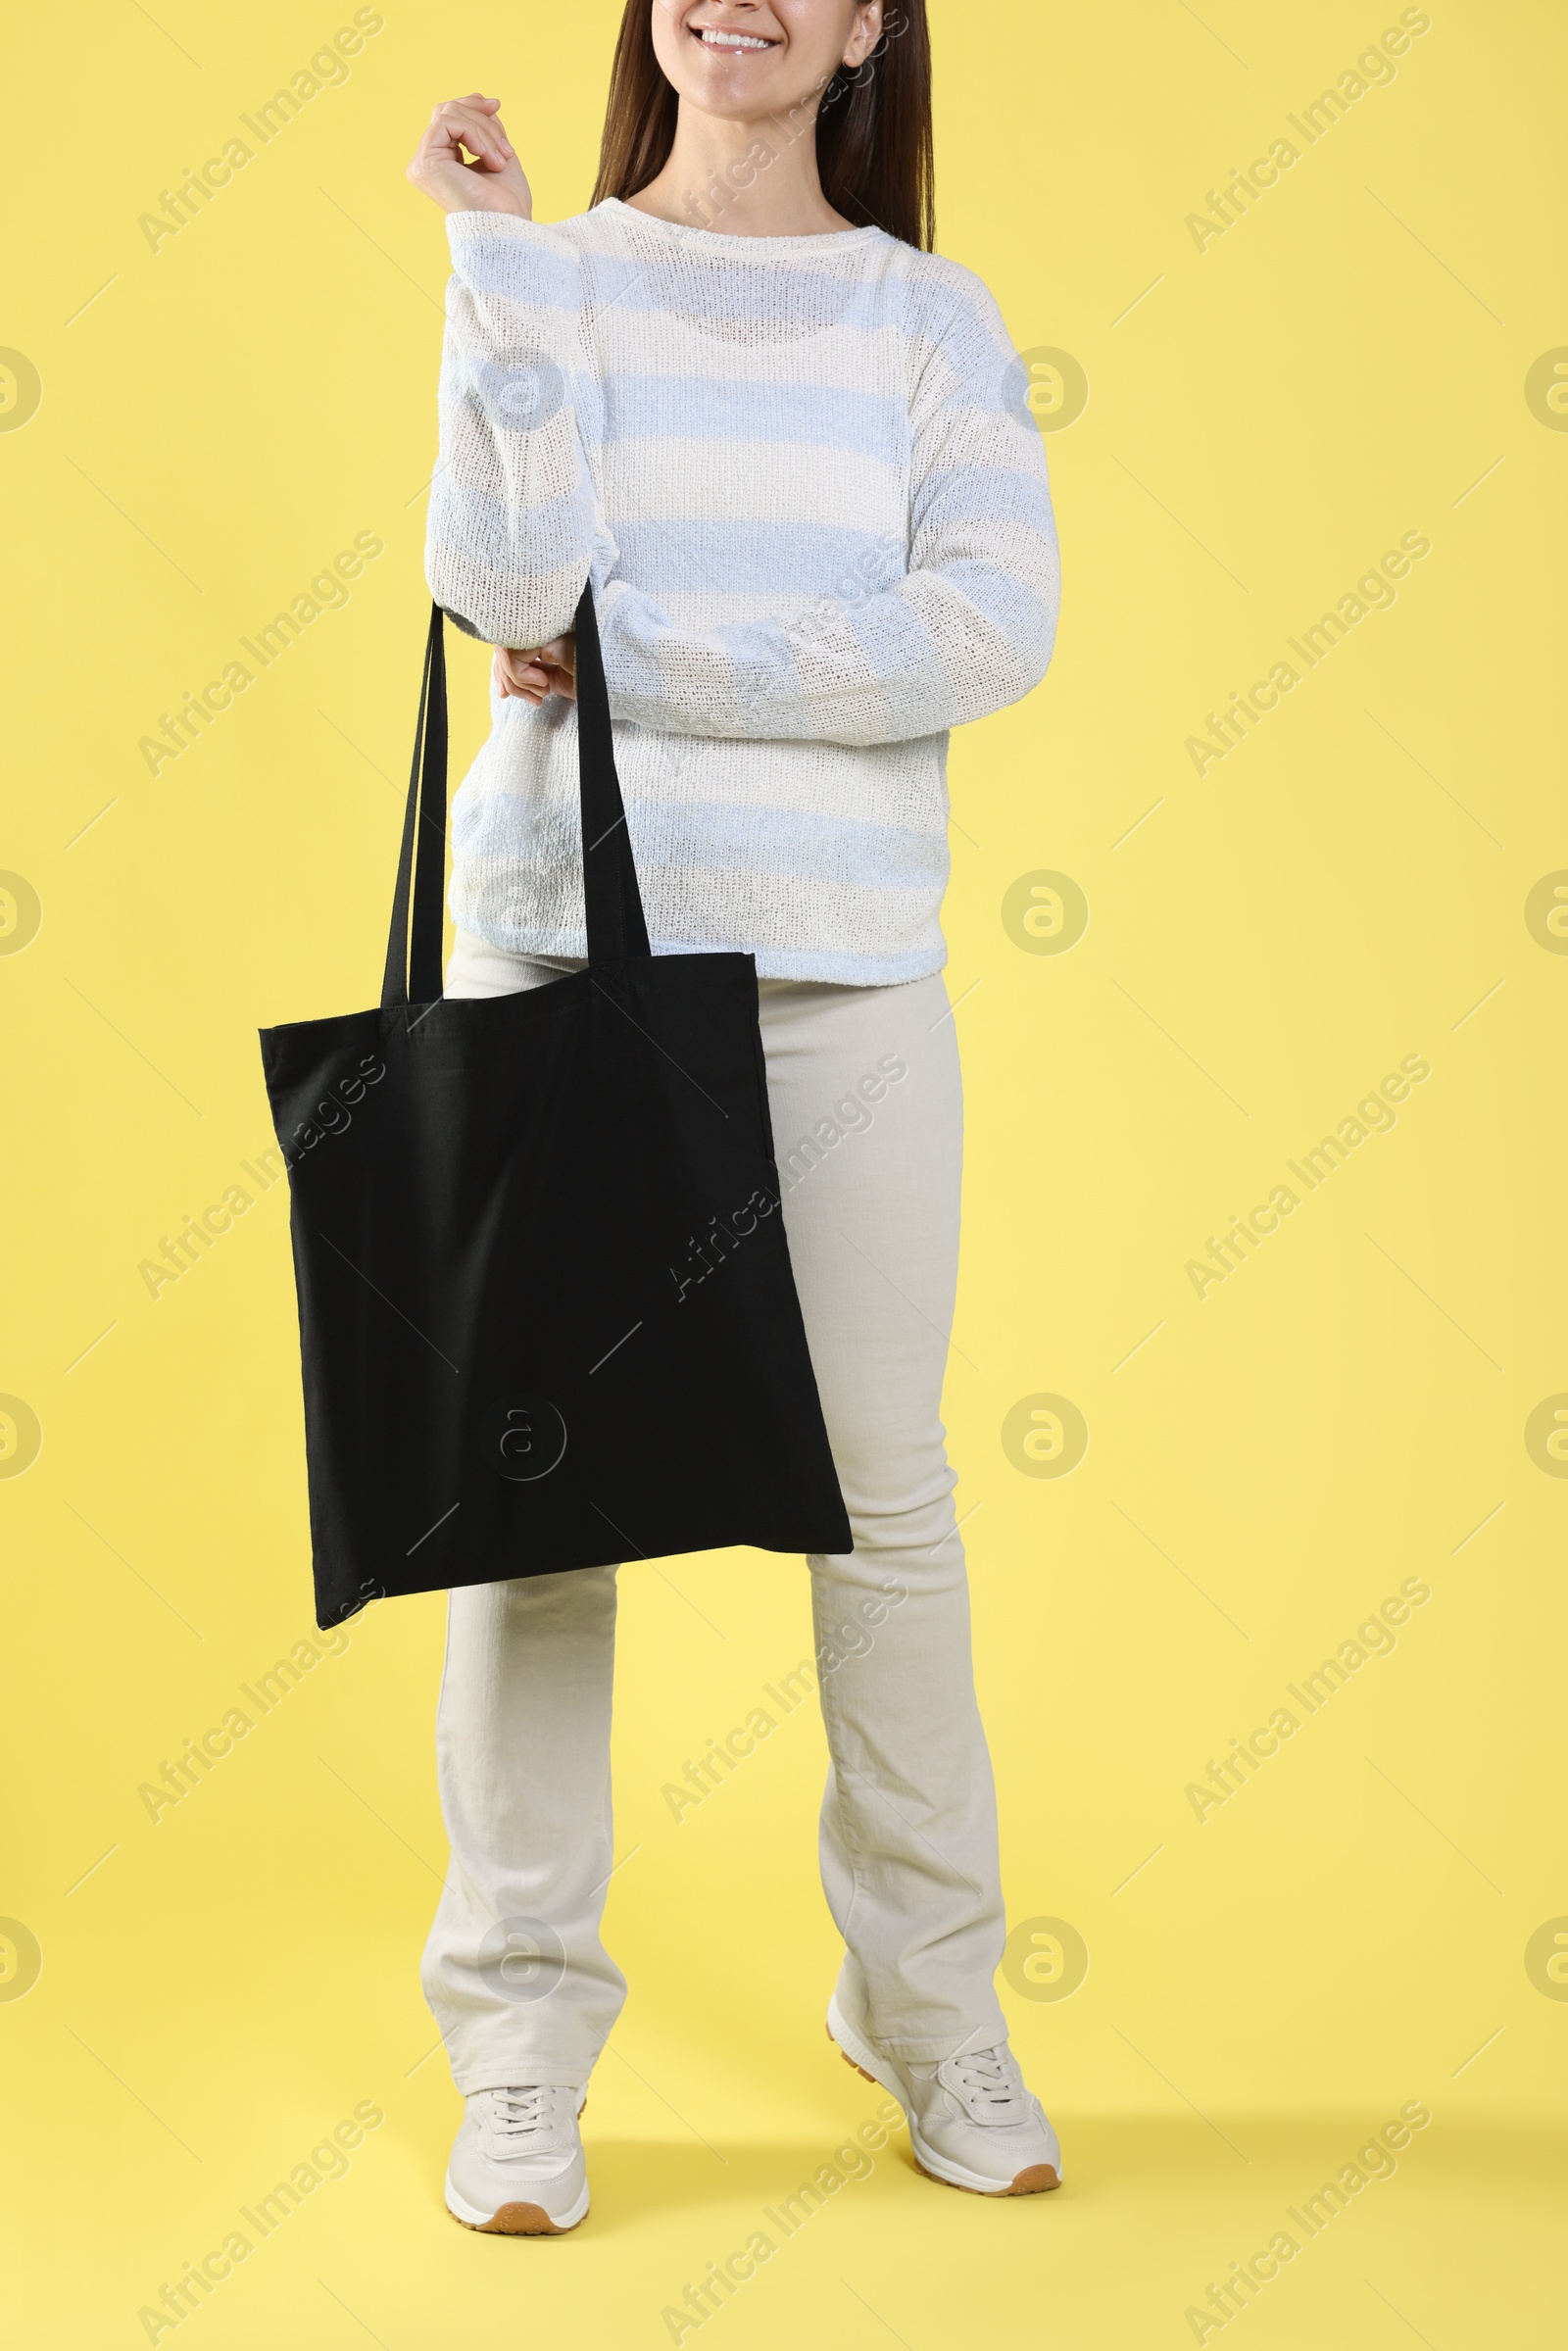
[842,1,885,71]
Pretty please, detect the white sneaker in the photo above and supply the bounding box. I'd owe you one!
[444,2084,590,2234]
[827,1993,1062,2195]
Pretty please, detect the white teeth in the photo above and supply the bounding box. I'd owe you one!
[697,27,774,49]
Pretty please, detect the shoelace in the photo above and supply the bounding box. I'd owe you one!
[946,2047,1027,2118]
[491,2086,555,2139]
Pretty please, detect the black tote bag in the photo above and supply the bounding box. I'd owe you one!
[260,590,851,1629]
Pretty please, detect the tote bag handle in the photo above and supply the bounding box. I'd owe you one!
[381,585,651,1010]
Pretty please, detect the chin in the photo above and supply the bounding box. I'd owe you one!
[686,83,791,121]
[681,65,791,110]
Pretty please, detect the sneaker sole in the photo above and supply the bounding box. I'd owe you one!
[444,2174,590,2235]
[825,2004,1061,2198]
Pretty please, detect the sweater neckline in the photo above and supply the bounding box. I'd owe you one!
[598,197,886,255]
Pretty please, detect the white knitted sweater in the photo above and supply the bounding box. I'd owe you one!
[425,199,1059,983]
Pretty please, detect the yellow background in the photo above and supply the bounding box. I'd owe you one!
[3,0,1565,2342]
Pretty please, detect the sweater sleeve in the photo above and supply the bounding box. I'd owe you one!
[595,268,1060,747]
[423,212,600,650]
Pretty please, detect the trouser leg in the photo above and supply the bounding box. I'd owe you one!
[420,936,625,2088]
[758,973,1009,2061]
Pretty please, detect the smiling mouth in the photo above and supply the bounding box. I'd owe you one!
[692,23,781,53]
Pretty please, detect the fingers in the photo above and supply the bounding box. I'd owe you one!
[493,632,577,704]
[525,641,576,703]
[494,646,554,705]
[442,93,514,157]
[427,95,514,171]
[544,632,577,702]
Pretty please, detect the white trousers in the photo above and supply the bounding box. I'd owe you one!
[421,936,1009,2088]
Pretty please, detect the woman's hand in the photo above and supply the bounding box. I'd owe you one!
[494,637,577,706]
[407,95,531,218]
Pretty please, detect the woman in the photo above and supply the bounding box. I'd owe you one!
[407,0,1061,2234]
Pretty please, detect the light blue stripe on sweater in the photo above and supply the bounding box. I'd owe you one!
[593,371,909,464]
[913,463,1057,536]
[447,236,580,313]
[630,796,941,888]
[940,557,1058,646]
[611,519,906,598]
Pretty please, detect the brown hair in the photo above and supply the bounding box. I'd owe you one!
[590,3,935,250]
